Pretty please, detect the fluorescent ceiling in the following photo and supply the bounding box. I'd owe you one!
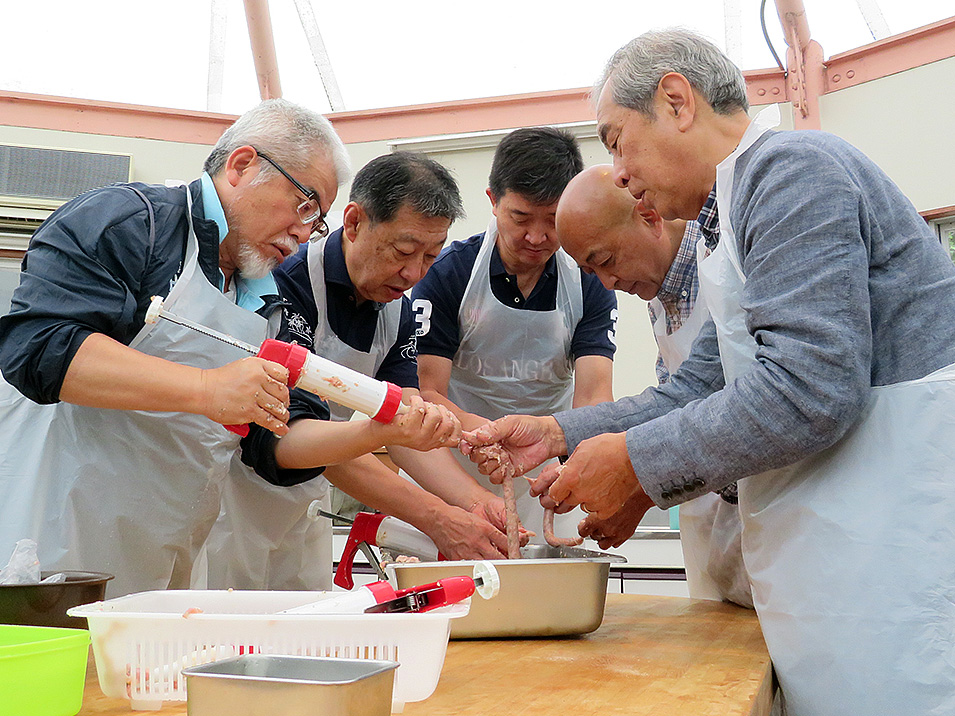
[2,0,952,116]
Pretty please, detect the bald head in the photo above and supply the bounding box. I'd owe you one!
[556,165,688,299]
[557,165,639,252]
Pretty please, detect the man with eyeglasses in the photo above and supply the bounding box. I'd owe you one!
[0,99,455,598]
[256,149,330,238]
[203,152,518,592]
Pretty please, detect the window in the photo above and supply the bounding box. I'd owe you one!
[934,217,955,264]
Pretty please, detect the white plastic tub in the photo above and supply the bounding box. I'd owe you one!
[68,590,468,712]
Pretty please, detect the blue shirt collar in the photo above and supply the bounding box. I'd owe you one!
[201,171,278,312]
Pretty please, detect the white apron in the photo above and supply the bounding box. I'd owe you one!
[652,294,753,608]
[0,186,266,598]
[697,106,955,715]
[204,235,400,590]
[648,295,709,377]
[448,221,586,542]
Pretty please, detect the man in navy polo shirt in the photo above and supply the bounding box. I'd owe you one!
[204,152,515,590]
[413,127,617,545]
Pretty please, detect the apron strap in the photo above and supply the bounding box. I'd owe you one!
[124,186,156,256]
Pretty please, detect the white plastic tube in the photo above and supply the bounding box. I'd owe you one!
[375,516,440,562]
[294,351,403,423]
[279,581,397,615]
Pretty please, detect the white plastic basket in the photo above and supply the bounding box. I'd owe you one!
[68,590,468,712]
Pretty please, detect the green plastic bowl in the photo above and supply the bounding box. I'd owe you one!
[0,625,90,716]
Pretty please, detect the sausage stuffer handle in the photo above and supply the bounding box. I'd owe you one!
[307,505,446,590]
[144,296,407,436]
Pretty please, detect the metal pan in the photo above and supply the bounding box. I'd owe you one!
[182,655,397,716]
[526,544,627,562]
[388,544,625,638]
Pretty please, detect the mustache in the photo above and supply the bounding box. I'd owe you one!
[274,236,299,257]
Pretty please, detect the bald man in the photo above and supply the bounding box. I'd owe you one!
[555,165,752,608]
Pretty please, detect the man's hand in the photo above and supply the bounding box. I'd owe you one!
[534,432,646,520]
[467,496,533,545]
[380,395,461,451]
[200,357,291,435]
[577,492,653,550]
[426,505,514,559]
[529,462,567,510]
[460,415,566,484]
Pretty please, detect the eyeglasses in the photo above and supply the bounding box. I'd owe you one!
[255,148,329,238]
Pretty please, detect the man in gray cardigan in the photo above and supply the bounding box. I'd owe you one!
[462,29,955,716]
[555,165,751,610]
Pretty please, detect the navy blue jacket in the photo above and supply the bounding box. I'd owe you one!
[0,180,327,486]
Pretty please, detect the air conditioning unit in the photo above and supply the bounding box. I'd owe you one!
[0,143,134,252]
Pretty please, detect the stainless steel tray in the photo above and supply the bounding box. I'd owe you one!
[182,655,397,716]
[388,544,625,638]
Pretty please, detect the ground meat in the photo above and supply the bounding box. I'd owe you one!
[474,444,521,559]
[379,554,421,569]
[543,507,583,547]
[501,476,521,559]
[322,375,348,391]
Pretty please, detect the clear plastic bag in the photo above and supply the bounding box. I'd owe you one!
[0,539,65,584]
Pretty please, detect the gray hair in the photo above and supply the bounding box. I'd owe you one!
[203,98,351,185]
[596,28,749,117]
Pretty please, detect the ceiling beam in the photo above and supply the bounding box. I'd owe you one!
[293,0,345,112]
[775,0,825,128]
[243,0,283,100]
[854,0,891,41]
[2,17,952,145]
[206,0,228,112]
[825,15,955,92]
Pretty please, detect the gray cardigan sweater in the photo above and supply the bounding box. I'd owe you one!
[556,129,955,508]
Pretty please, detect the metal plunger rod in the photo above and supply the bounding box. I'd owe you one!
[145,296,259,354]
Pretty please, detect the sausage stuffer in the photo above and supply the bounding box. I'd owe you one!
[307,503,448,590]
[144,295,405,435]
[279,560,500,615]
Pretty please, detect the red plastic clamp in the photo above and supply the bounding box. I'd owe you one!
[334,512,386,590]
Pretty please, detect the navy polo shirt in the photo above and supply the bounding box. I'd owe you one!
[273,229,419,388]
[411,233,617,361]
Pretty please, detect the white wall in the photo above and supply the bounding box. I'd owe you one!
[819,56,955,213]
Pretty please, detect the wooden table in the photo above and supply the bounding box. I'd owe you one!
[79,594,773,716]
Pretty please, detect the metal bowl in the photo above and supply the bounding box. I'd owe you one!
[182,655,398,716]
[389,544,625,638]
[0,570,113,628]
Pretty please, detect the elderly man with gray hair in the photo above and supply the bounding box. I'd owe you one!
[555,165,752,610]
[0,98,450,598]
[463,29,955,715]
